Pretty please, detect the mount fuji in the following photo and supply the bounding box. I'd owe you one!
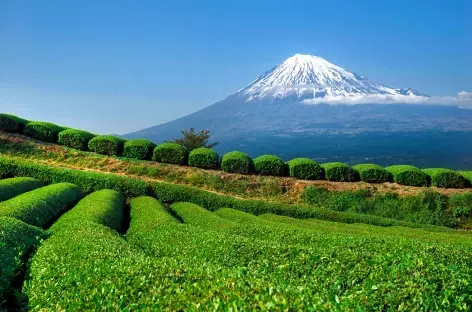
[125,54,472,168]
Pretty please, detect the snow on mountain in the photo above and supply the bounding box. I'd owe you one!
[238,54,428,102]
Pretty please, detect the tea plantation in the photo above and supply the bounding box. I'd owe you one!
[1,169,472,310]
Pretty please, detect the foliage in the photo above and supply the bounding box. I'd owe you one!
[0,217,46,309]
[24,122,67,143]
[123,139,157,160]
[0,183,84,227]
[422,168,468,188]
[0,114,30,133]
[448,192,472,221]
[385,165,428,186]
[286,158,323,180]
[88,135,126,156]
[58,129,96,151]
[253,155,287,176]
[0,156,429,228]
[152,143,187,165]
[458,171,472,186]
[321,162,359,182]
[188,148,220,169]
[169,128,218,152]
[352,163,392,183]
[0,177,43,202]
[221,151,253,174]
[51,189,125,233]
[24,202,472,310]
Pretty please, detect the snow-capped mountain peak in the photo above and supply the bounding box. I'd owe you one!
[238,53,427,101]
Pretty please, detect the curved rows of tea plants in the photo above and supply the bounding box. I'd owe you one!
[1,175,472,310]
[1,113,470,188]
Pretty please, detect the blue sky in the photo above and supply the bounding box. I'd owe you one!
[1,0,471,134]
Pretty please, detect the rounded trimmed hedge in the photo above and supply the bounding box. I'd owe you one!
[123,139,157,160]
[422,168,468,189]
[321,162,359,182]
[0,113,30,133]
[152,143,188,165]
[352,164,392,183]
[385,165,428,187]
[188,148,220,170]
[286,158,323,180]
[58,129,96,151]
[253,155,286,176]
[221,151,254,174]
[24,122,67,143]
[88,135,126,156]
[459,171,472,187]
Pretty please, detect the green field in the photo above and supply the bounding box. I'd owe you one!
[1,171,472,310]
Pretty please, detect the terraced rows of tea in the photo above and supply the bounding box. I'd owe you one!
[1,176,472,311]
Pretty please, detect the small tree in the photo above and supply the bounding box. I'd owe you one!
[168,128,219,152]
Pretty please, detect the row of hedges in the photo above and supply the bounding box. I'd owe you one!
[0,183,84,228]
[0,156,435,228]
[1,113,470,188]
[0,177,43,202]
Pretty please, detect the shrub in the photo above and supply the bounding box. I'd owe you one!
[0,183,84,228]
[88,135,126,156]
[0,217,46,306]
[24,122,67,143]
[422,168,468,189]
[51,189,125,233]
[352,164,391,183]
[385,165,428,186]
[449,193,472,227]
[286,158,323,180]
[152,143,188,165]
[0,113,29,133]
[253,155,286,176]
[58,129,96,151]
[321,162,359,182]
[0,156,435,229]
[221,151,254,174]
[188,148,220,170]
[459,171,472,186]
[0,177,43,202]
[123,139,157,160]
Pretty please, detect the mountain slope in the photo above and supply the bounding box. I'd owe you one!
[124,54,472,167]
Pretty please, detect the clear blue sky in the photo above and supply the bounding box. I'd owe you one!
[1,0,471,134]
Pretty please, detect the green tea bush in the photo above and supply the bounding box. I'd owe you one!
[0,156,436,228]
[385,165,428,186]
[24,122,67,143]
[422,168,468,188]
[188,148,220,170]
[88,135,126,156]
[0,217,46,307]
[0,113,29,133]
[123,139,157,160]
[253,155,286,176]
[301,186,330,206]
[459,171,472,186]
[51,189,125,233]
[58,129,95,151]
[286,158,324,180]
[321,162,359,182]
[221,151,253,174]
[352,164,392,183]
[0,177,43,202]
[0,183,84,227]
[152,143,187,165]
